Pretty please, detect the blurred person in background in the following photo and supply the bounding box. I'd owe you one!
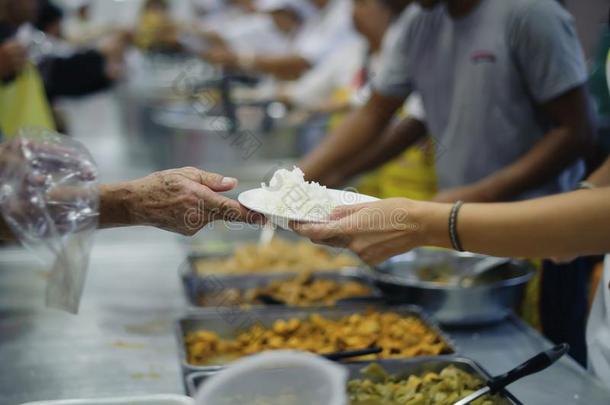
[198,0,259,31]
[0,1,262,238]
[0,0,56,137]
[274,0,435,202]
[34,0,129,101]
[203,0,358,80]
[0,0,130,137]
[278,0,413,116]
[200,0,313,62]
[299,0,596,363]
[134,0,181,52]
[62,0,113,47]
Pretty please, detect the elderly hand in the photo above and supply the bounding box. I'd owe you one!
[292,198,449,265]
[100,167,264,235]
[0,40,27,79]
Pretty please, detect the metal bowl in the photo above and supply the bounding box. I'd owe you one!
[369,248,534,326]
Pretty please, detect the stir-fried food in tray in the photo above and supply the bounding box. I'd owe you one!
[185,311,452,366]
[198,272,373,307]
[348,364,508,405]
[194,239,359,274]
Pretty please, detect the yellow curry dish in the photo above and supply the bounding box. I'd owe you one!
[348,363,509,405]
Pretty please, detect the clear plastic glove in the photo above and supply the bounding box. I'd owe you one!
[0,128,99,313]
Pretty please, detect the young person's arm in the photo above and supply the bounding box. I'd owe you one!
[325,116,427,187]
[299,91,405,184]
[586,155,610,187]
[293,186,610,265]
[444,188,610,258]
[434,86,595,202]
[243,55,312,80]
[202,47,312,81]
[294,155,610,264]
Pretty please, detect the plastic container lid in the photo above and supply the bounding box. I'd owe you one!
[194,351,348,405]
[20,394,194,405]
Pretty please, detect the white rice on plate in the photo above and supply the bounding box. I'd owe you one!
[260,167,336,221]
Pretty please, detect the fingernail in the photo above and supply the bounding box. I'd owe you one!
[221,177,237,186]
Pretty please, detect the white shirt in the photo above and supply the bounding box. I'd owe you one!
[221,13,292,56]
[287,10,425,119]
[587,257,610,385]
[587,52,610,386]
[292,0,358,65]
[287,38,367,109]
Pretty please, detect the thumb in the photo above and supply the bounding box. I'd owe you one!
[183,168,237,192]
[330,203,368,220]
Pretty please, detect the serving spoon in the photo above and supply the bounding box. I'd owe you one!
[453,343,569,405]
[459,257,512,287]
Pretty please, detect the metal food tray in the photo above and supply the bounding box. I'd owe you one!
[187,250,362,277]
[180,264,384,309]
[370,248,534,326]
[175,304,457,375]
[185,356,522,404]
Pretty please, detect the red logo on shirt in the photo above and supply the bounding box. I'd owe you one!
[471,51,496,64]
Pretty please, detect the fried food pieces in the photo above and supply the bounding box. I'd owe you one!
[198,272,372,307]
[185,311,451,366]
[195,239,358,275]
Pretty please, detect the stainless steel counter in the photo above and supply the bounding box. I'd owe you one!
[1,226,609,405]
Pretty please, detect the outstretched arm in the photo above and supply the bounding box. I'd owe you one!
[434,86,595,202]
[325,116,427,187]
[99,167,263,235]
[0,167,263,241]
[299,91,405,184]
[293,158,610,264]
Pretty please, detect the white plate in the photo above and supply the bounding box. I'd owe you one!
[238,188,378,230]
[21,394,194,405]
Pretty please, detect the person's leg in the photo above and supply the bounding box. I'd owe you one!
[540,257,594,366]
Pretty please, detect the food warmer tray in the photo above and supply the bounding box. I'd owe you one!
[184,356,522,404]
[175,304,457,375]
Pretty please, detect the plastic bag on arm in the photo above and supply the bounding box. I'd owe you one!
[0,128,99,313]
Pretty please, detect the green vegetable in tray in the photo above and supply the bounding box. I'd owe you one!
[348,364,509,405]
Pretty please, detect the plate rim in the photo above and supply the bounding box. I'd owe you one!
[237,188,379,223]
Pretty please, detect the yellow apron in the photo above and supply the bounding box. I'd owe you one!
[354,104,438,201]
[0,64,55,138]
[358,139,437,201]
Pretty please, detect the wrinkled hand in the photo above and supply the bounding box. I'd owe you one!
[292,198,423,265]
[121,167,264,235]
[0,40,27,79]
